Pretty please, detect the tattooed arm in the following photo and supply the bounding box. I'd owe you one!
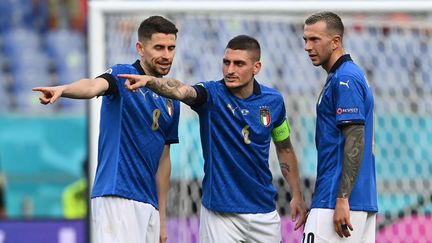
[333,124,365,238]
[118,74,198,106]
[275,137,307,230]
[339,124,365,198]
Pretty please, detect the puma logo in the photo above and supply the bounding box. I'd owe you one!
[227,103,238,116]
[340,80,350,88]
[138,89,150,99]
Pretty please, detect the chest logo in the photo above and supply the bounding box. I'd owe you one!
[259,106,271,127]
[166,98,174,117]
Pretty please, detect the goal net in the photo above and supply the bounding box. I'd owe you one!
[88,1,432,242]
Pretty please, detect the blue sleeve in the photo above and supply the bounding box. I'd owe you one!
[274,94,287,127]
[334,74,366,126]
[165,99,180,144]
[98,64,134,97]
[191,81,214,113]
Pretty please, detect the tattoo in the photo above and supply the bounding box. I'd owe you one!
[338,124,365,198]
[147,78,197,105]
[276,138,294,177]
[279,162,291,175]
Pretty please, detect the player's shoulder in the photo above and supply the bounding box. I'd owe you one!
[259,83,284,98]
[109,63,138,74]
[195,79,224,90]
[335,62,366,84]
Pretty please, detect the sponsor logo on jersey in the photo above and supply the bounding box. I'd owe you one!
[336,107,359,114]
[241,109,249,115]
[166,98,174,117]
[259,106,271,126]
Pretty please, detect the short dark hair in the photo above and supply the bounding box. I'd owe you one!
[305,11,344,37]
[138,16,178,41]
[226,35,261,61]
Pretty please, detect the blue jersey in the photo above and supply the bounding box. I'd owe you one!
[192,80,287,213]
[91,60,180,209]
[312,55,377,212]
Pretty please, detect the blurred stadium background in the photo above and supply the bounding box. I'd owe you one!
[0,0,431,243]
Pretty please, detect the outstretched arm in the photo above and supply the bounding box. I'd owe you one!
[32,77,109,104]
[118,74,198,106]
[334,124,365,238]
[275,137,307,230]
[156,145,171,243]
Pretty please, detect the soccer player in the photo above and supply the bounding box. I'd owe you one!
[32,16,179,243]
[118,35,307,242]
[302,11,377,242]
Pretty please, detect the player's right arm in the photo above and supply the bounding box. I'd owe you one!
[32,78,109,105]
[118,74,198,106]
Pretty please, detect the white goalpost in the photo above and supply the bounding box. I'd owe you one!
[88,1,432,242]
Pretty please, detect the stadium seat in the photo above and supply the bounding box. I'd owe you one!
[45,29,85,58]
[3,28,41,57]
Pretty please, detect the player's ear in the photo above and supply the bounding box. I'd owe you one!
[332,35,342,50]
[253,61,262,75]
[136,41,144,56]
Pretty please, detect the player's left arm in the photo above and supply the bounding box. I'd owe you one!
[334,124,365,237]
[273,120,307,230]
[156,145,171,243]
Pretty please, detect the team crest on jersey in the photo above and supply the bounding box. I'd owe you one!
[166,98,174,117]
[259,106,271,127]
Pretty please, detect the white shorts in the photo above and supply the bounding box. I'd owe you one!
[199,206,281,243]
[91,196,160,243]
[303,208,376,243]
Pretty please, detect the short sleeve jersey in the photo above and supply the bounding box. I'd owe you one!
[91,60,180,209]
[192,80,287,213]
[312,55,378,212]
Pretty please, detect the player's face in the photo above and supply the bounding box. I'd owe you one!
[137,33,176,77]
[222,48,261,92]
[303,21,335,71]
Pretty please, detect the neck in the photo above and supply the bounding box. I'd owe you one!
[323,48,345,73]
[229,80,255,99]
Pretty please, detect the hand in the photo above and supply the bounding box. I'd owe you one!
[289,194,308,230]
[117,74,154,92]
[334,197,353,238]
[32,86,63,105]
[160,221,168,243]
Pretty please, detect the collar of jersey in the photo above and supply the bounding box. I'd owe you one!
[132,59,146,75]
[221,78,262,95]
[328,54,352,74]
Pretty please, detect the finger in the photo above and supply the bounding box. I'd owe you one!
[347,222,354,231]
[49,92,61,104]
[294,209,308,230]
[291,207,297,222]
[124,79,139,92]
[39,97,50,105]
[342,222,353,237]
[32,87,46,92]
[118,74,139,79]
[338,223,352,238]
[335,224,343,237]
[124,79,133,90]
